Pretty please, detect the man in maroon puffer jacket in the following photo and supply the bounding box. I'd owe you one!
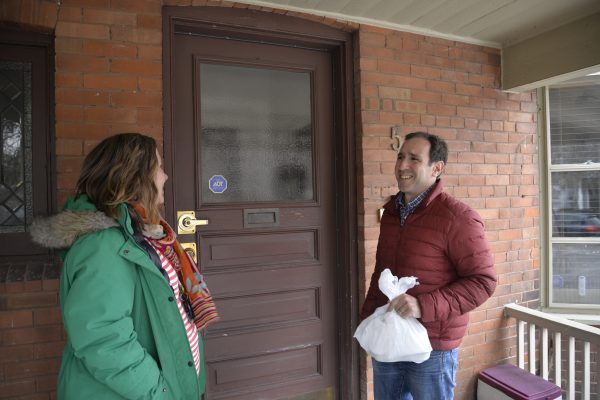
[361,131,497,400]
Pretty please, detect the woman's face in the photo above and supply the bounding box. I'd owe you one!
[153,149,168,206]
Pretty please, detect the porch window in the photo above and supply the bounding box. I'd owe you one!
[545,77,600,309]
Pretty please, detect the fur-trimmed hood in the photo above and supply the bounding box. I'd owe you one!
[30,210,118,249]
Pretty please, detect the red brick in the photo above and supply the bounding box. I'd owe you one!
[33,308,62,326]
[82,40,137,58]
[426,103,455,116]
[361,72,426,89]
[0,380,36,398]
[411,65,441,80]
[455,60,482,74]
[359,32,385,48]
[83,74,138,90]
[471,164,497,174]
[110,26,161,44]
[411,90,441,103]
[0,310,33,328]
[377,59,410,75]
[55,37,83,53]
[110,92,161,108]
[56,105,83,122]
[138,77,161,91]
[403,113,421,125]
[469,96,496,109]
[84,107,137,123]
[440,70,467,83]
[0,344,34,362]
[458,175,485,186]
[378,86,410,99]
[110,59,161,76]
[385,35,402,50]
[425,55,454,69]
[426,80,454,93]
[137,109,163,125]
[508,111,533,123]
[394,101,426,113]
[61,0,109,6]
[379,112,403,125]
[57,5,82,22]
[83,9,136,25]
[42,280,59,292]
[56,123,111,140]
[55,139,83,156]
[56,89,110,106]
[56,53,109,73]
[137,14,162,29]
[55,72,82,88]
[110,0,162,14]
[456,83,482,96]
[361,110,379,123]
[57,157,84,174]
[55,21,110,40]
[5,359,61,380]
[1,293,57,310]
[484,153,509,164]
[486,175,509,185]
[2,326,63,345]
[34,341,65,360]
[442,93,469,106]
[138,44,162,60]
[483,131,508,142]
[457,106,483,119]
[36,374,58,392]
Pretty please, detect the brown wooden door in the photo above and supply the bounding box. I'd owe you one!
[169,31,338,400]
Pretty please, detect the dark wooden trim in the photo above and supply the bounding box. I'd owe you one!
[0,27,55,261]
[162,6,359,399]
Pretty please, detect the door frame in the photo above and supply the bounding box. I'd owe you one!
[162,6,359,399]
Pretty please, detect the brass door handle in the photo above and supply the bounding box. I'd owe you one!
[177,211,209,234]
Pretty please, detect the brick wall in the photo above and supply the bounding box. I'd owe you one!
[0,265,62,400]
[1,1,541,399]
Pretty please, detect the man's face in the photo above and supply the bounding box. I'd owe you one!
[395,137,444,202]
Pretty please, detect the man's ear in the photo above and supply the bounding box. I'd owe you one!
[433,161,445,178]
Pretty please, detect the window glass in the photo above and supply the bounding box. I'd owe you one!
[0,61,32,233]
[199,63,314,204]
[547,80,600,308]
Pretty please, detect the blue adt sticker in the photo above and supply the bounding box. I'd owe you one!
[209,175,228,194]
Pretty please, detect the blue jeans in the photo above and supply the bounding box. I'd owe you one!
[373,349,459,400]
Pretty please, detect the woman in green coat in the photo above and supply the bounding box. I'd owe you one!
[31,133,218,399]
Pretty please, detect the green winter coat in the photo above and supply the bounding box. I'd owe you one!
[31,195,205,400]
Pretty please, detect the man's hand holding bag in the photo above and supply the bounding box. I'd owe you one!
[354,269,432,363]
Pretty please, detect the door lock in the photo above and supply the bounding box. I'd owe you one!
[177,211,209,234]
[180,242,197,263]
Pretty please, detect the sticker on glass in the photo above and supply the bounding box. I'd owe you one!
[209,175,228,194]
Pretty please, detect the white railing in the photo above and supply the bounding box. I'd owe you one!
[504,303,600,400]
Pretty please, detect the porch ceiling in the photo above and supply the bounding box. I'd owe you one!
[235,0,600,48]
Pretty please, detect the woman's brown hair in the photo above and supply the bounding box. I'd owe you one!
[76,133,161,223]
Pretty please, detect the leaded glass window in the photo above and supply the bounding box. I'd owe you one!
[0,61,32,233]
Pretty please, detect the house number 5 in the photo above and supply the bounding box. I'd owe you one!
[391,126,402,154]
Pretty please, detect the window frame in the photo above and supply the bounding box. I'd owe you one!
[541,83,600,314]
[0,28,55,261]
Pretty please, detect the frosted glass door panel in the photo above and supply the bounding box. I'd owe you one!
[200,63,313,203]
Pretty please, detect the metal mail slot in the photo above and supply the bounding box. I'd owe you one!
[243,208,280,228]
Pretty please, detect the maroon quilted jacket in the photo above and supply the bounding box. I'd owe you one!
[360,180,497,350]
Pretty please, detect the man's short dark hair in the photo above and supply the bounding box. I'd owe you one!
[405,131,448,165]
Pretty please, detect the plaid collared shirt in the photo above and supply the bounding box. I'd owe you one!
[395,184,435,226]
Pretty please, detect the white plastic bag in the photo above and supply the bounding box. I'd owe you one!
[354,269,432,363]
